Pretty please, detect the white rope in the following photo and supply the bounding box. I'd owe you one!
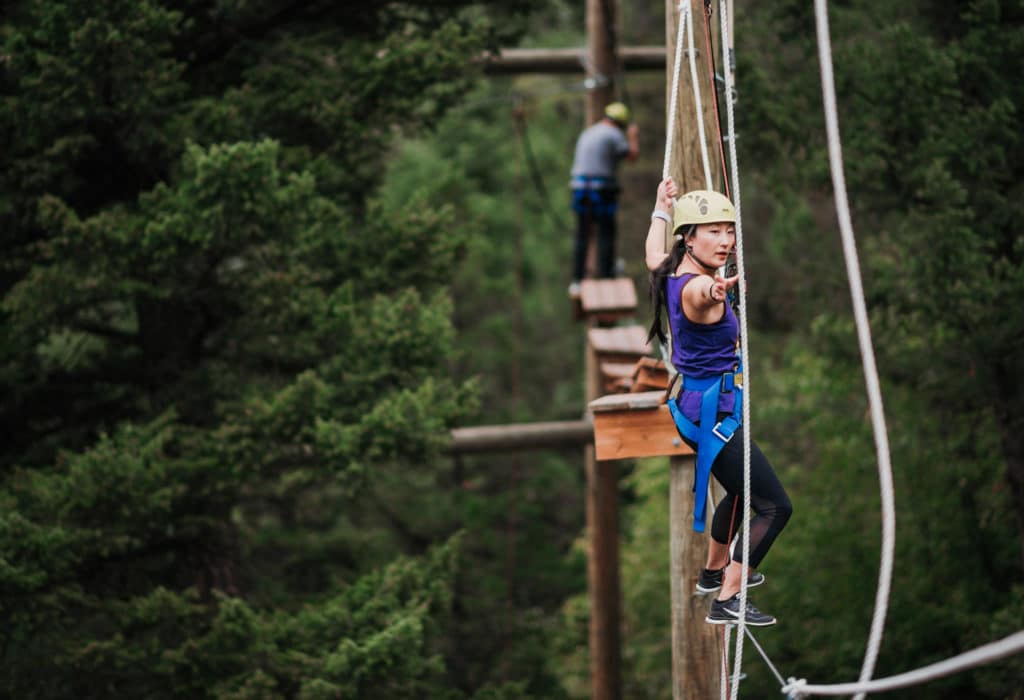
[683,0,714,189]
[717,2,751,697]
[813,3,897,698]
[659,2,689,372]
[782,631,1024,697]
[662,3,688,181]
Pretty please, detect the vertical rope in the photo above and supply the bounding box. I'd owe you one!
[683,0,713,189]
[813,2,897,697]
[663,3,688,180]
[661,3,689,369]
[716,2,750,697]
[721,493,739,700]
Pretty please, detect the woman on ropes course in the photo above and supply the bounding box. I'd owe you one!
[645,176,791,627]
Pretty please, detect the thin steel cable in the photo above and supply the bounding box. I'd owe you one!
[717,2,751,697]
[813,3,897,698]
[743,627,787,688]
[782,631,1024,697]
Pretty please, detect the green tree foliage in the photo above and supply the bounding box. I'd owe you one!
[5,0,1024,697]
[0,0,555,697]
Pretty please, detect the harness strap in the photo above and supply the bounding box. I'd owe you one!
[667,363,743,532]
[569,175,618,190]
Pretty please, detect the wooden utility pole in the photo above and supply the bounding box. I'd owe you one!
[586,0,617,124]
[584,3,621,699]
[665,2,727,699]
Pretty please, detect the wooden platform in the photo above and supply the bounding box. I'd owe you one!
[631,357,670,393]
[572,277,638,322]
[581,278,638,320]
[600,361,635,393]
[587,325,651,364]
[589,390,692,461]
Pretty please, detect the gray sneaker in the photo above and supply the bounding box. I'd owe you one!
[705,594,776,626]
[695,567,766,594]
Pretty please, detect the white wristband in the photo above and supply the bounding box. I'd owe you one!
[651,209,672,225]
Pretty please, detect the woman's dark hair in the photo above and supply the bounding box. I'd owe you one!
[647,225,694,344]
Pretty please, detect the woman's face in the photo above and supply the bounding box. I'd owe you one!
[688,221,736,266]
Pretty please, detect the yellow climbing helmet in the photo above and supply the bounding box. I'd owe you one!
[672,190,736,235]
[604,102,631,125]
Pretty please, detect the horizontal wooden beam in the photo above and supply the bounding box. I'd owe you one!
[481,46,667,75]
[449,419,593,454]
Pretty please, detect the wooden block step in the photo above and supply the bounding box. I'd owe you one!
[612,376,633,393]
[571,277,638,323]
[589,390,693,461]
[587,325,651,364]
[600,361,636,380]
[631,357,670,393]
[602,376,633,394]
[601,361,634,394]
[580,278,637,319]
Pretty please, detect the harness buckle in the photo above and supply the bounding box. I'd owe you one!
[720,372,735,393]
[712,422,734,443]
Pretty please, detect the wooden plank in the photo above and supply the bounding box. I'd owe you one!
[590,389,664,412]
[580,278,638,316]
[588,325,651,359]
[590,404,693,460]
[632,357,670,392]
[610,376,632,393]
[601,362,636,394]
[600,361,635,380]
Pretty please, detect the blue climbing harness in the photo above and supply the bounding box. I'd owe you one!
[666,360,743,533]
[570,175,619,216]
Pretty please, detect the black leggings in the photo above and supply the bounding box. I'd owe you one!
[685,430,792,568]
[572,208,617,280]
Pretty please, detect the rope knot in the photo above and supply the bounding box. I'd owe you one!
[782,677,808,698]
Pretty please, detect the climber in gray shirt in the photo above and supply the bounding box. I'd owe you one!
[568,102,639,295]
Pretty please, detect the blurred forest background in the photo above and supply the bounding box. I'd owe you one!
[1,0,1023,697]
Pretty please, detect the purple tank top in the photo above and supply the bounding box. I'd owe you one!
[665,273,739,422]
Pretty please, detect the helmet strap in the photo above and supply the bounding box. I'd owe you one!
[686,246,717,274]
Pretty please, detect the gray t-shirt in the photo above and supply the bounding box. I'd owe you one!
[570,121,630,182]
